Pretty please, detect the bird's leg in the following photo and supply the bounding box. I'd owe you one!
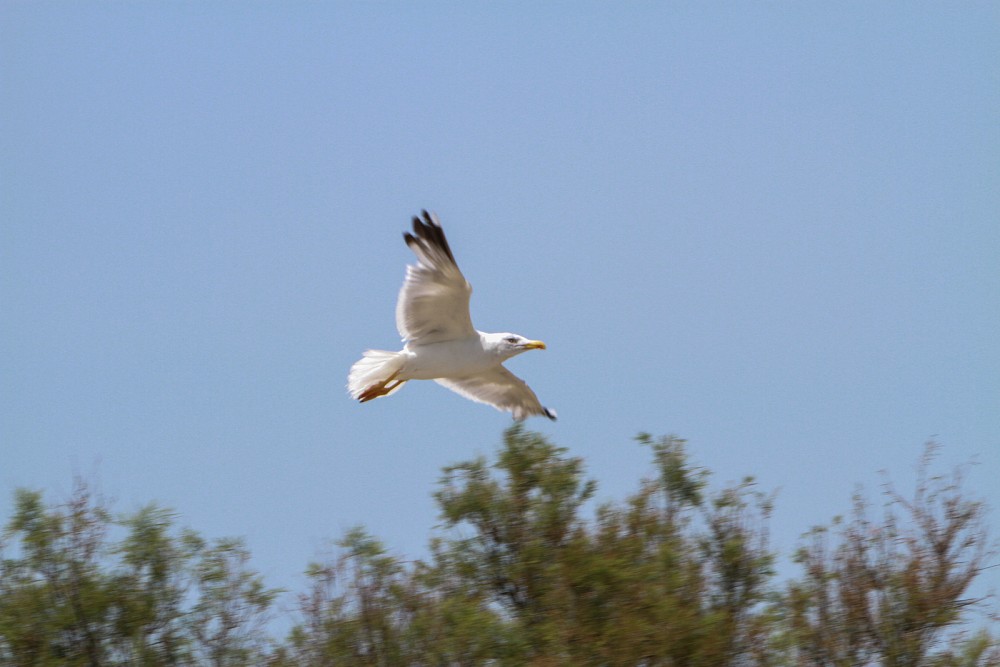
[358,370,404,403]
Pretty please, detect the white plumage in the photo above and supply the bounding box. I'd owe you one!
[348,211,555,421]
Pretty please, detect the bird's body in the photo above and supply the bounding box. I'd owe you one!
[348,211,555,421]
[402,336,502,380]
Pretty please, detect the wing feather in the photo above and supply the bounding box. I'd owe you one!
[435,366,557,421]
[396,211,475,344]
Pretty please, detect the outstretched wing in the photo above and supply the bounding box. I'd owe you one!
[435,366,557,421]
[396,211,475,344]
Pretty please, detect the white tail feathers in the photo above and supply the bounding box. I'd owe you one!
[347,350,406,400]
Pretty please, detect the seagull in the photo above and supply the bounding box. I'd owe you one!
[348,211,556,421]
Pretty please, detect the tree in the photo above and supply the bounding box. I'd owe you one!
[282,527,420,666]
[554,433,776,665]
[424,427,777,665]
[108,504,199,664]
[432,424,596,661]
[2,430,996,665]
[187,536,278,666]
[0,481,115,666]
[0,479,279,666]
[785,444,998,667]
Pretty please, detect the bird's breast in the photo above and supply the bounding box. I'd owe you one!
[401,339,496,380]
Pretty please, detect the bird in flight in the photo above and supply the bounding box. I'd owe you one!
[348,211,556,421]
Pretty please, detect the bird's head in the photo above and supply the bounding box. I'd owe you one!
[488,332,547,360]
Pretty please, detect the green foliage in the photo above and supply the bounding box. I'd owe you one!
[0,479,280,666]
[2,431,996,666]
[783,444,998,667]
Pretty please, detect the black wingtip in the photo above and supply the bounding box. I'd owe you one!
[544,407,558,421]
[405,210,457,264]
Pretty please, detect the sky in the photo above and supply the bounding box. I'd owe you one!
[3,2,999,621]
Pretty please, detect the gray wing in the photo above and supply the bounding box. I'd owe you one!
[435,366,557,421]
[396,211,475,344]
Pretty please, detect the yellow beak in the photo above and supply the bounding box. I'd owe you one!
[522,340,547,350]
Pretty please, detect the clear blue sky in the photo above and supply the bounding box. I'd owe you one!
[3,2,998,610]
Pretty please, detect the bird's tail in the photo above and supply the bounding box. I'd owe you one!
[347,350,407,402]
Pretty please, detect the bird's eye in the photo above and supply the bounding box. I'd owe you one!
[505,336,518,344]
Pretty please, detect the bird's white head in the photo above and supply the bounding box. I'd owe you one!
[486,332,547,360]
